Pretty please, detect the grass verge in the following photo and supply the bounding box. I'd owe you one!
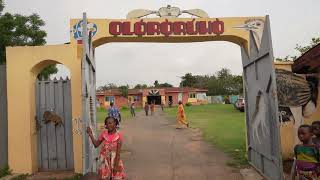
[165,104,248,167]
[97,107,141,123]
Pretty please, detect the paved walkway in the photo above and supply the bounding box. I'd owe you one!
[120,109,242,180]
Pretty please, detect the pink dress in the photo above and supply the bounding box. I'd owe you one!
[98,130,125,179]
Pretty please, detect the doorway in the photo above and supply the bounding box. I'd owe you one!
[147,96,161,105]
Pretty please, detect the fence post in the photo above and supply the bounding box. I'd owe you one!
[0,65,8,168]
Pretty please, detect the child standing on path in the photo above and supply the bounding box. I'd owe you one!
[150,101,155,115]
[130,101,135,117]
[144,102,149,116]
[87,116,125,180]
[293,124,319,179]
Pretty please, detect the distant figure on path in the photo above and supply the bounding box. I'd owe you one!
[108,102,121,128]
[176,101,189,128]
[150,101,155,115]
[130,101,136,117]
[86,116,126,180]
[144,102,149,116]
[161,102,164,111]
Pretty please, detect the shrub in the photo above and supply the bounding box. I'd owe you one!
[185,102,192,106]
[121,106,128,110]
[0,165,11,178]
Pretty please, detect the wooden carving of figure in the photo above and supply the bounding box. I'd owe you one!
[43,111,64,126]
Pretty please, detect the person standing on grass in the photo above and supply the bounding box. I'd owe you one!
[86,116,126,180]
[144,102,149,116]
[130,101,135,117]
[176,101,189,128]
[108,102,121,129]
[150,101,155,116]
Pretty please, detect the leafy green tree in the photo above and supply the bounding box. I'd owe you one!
[97,83,118,91]
[295,37,320,55]
[119,85,129,98]
[158,82,173,87]
[134,84,143,89]
[0,0,57,79]
[276,37,320,61]
[0,0,4,15]
[154,80,159,87]
[180,73,197,87]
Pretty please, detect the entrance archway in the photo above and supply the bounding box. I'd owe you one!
[5,6,283,179]
[77,10,282,179]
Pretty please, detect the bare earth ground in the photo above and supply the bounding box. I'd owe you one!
[120,109,242,180]
[25,108,243,180]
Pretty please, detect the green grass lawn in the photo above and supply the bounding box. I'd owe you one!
[97,107,141,123]
[165,104,247,167]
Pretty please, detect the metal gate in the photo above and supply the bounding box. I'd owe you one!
[35,78,74,171]
[241,16,283,179]
[81,13,98,174]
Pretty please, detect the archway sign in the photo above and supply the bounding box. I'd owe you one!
[75,6,283,179]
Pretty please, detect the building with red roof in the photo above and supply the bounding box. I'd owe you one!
[96,87,208,108]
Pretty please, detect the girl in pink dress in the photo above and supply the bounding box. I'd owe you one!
[87,116,125,180]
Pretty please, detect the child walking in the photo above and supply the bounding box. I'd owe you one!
[87,116,125,180]
[150,101,155,116]
[144,102,149,116]
[130,101,135,117]
[293,124,319,179]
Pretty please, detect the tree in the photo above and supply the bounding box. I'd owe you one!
[119,85,129,98]
[134,84,143,89]
[0,1,57,78]
[154,80,159,87]
[97,83,118,91]
[158,83,173,87]
[295,37,320,55]
[193,75,210,89]
[206,68,243,96]
[276,37,320,61]
[0,0,4,15]
[180,73,197,87]
[37,65,58,80]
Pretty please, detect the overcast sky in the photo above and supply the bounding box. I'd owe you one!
[4,0,320,87]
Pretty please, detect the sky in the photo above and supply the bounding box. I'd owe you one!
[4,0,320,87]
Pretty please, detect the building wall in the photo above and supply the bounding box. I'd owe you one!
[98,94,143,109]
[6,45,83,173]
[275,61,320,160]
[165,92,189,105]
[274,61,293,72]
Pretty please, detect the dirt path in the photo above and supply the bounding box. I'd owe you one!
[120,109,242,180]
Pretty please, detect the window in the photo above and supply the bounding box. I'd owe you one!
[189,93,196,98]
[105,96,115,102]
[133,96,140,101]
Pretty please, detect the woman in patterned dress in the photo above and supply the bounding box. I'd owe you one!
[87,116,125,180]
